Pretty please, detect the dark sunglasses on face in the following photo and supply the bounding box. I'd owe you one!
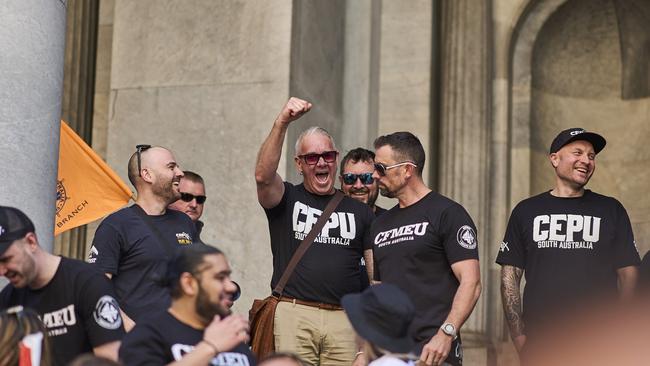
[342,172,374,185]
[374,161,418,176]
[180,192,207,204]
[135,144,152,175]
[298,150,338,165]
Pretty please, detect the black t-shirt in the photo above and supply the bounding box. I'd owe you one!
[0,257,125,366]
[119,310,256,366]
[495,190,640,333]
[370,191,478,365]
[89,206,196,321]
[265,182,374,304]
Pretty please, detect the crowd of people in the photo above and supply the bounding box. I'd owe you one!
[0,97,645,366]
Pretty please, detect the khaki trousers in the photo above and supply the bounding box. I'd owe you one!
[274,300,356,366]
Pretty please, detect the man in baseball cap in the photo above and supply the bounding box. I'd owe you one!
[496,128,640,360]
[0,206,125,364]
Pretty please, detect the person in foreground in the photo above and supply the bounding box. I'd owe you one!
[341,283,418,366]
[0,206,124,365]
[496,128,640,358]
[119,245,253,365]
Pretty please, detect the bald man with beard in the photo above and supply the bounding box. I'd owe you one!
[90,145,198,331]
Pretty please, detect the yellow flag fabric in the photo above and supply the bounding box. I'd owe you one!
[55,120,133,236]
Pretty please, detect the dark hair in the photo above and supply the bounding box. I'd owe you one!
[339,148,375,174]
[374,132,425,176]
[127,151,139,187]
[182,171,205,185]
[259,352,307,366]
[166,245,223,299]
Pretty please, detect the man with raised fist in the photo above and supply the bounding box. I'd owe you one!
[254,98,374,365]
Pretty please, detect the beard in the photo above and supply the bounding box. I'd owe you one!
[195,284,231,325]
[152,174,181,204]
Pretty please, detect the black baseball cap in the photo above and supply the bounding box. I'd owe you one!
[0,206,35,255]
[549,128,606,155]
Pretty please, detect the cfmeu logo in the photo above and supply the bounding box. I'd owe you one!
[56,180,68,215]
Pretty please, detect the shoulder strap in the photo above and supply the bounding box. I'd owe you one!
[273,191,345,295]
[130,204,175,260]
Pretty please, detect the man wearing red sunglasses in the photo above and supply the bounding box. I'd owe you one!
[255,97,375,366]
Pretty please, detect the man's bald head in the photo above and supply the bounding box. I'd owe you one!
[127,146,174,187]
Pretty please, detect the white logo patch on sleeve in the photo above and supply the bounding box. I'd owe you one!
[457,225,477,249]
[94,295,122,330]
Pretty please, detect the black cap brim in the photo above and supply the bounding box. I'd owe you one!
[552,132,607,154]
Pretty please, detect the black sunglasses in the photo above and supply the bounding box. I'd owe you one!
[374,161,417,176]
[180,192,207,204]
[298,151,338,165]
[342,173,374,185]
[135,144,152,175]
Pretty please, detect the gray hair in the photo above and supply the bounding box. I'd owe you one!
[294,126,337,156]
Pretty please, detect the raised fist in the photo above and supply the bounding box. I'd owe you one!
[276,97,312,125]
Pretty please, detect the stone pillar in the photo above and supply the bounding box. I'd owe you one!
[0,1,67,253]
[437,0,491,339]
[340,0,382,153]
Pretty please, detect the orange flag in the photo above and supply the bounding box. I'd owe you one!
[55,120,133,236]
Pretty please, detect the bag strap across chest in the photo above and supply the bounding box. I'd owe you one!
[273,191,345,295]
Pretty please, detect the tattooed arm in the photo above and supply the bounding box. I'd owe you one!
[500,265,526,353]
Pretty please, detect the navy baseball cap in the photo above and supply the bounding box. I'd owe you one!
[0,206,35,255]
[549,128,606,155]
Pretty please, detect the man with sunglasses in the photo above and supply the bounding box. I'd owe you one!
[89,145,197,332]
[0,206,125,365]
[369,132,481,366]
[255,98,375,365]
[169,171,208,244]
[339,148,386,216]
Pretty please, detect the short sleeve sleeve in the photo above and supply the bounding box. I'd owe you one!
[79,271,125,347]
[439,204,479,264]
[613,201,640,268]
[495,206,526,268]
[89,220,123,275]
[264,182,292,218]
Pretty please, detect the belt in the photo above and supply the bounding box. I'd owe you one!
[278,296,343,311]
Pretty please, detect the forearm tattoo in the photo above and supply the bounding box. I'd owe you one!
[501,265,525,338]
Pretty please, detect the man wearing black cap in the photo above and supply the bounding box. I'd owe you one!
[0,206,125,365]
[496,128,640,356]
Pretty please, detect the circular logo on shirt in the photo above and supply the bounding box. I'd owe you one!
[93,295,122,330]
[456,225,477,249]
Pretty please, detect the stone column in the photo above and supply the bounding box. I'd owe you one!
[437,0,491,340]
[0,1,67,253]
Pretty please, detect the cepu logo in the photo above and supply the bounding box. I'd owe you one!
[533,214,601,242]
[292,201,356,238]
